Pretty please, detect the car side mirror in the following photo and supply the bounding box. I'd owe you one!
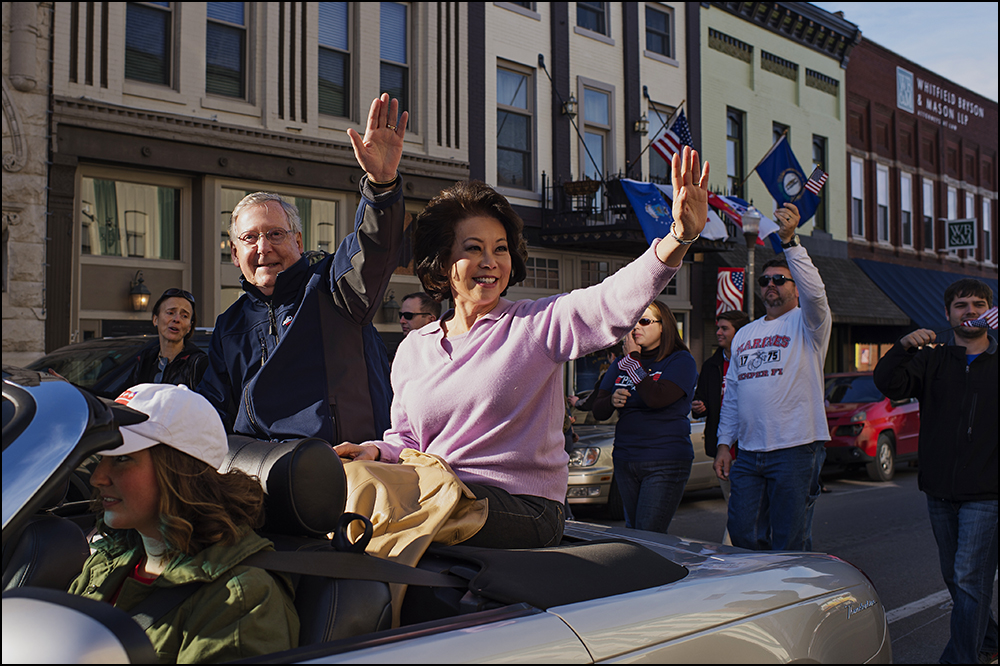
[888,398,910,407]
[2,587,157,664]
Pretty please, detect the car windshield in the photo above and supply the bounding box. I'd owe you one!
[26,343,146,389]
[825,375,884,404]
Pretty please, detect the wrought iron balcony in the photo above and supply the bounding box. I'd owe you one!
[539,174,736,254]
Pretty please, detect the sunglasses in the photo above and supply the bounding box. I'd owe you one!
[160,288,196,305]
[637,317,661,326]
[400,311,433,320]
[758,275,795,288]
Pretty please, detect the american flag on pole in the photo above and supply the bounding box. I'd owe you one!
[961,306,999,330]
[804,166,829,196]
[716,268,745,316]
[651,110,693,163]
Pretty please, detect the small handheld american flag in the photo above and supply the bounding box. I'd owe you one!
[804,166,828,196]
[961,306,999,330]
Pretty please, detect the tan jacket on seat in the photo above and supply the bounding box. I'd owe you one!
[343,449,488,624]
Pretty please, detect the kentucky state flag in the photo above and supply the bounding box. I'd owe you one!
[620,179,673,244]
[755,135,821,225]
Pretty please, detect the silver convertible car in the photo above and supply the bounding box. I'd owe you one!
[2,367,891,663]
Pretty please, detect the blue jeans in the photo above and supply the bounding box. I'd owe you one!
[614,458,692,533]
[727,441,826,551]
[926,496,999,664]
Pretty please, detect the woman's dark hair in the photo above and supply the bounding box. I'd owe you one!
[94,445,265,557]
[646,300,689,362]
[412,180,529,301]
[152,289,198,342]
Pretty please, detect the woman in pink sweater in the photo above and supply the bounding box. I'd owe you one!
[336,147,710,548]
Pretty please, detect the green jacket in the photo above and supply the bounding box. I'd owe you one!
[69,530,299,664]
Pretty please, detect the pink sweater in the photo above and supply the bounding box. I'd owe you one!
[368,241,679,502]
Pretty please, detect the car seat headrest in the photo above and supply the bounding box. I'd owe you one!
[221,436,347,539]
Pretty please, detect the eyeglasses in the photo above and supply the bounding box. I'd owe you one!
[758,275,796,288]
[400,311,433,320]
[237,228,292,247]
[160,288,195,305]
[637,317,661,326]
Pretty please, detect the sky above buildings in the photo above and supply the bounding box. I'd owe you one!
[813,2,999,102]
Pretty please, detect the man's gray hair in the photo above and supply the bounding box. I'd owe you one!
[229,192,302,242]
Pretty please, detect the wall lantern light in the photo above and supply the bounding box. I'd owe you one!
[129,270,151,312]
[562,94,578,119]
[382,289,400,322]
[634,113,649,135]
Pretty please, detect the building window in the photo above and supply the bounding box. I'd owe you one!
[850,157,865,238]
[966,192,976,258]
[318,2,350,117]
[900,172,913,247]
[577,1,608,35]
[726,108,745,198]
[772,122,789,146]
[125,2,172,86]
[645,4,673,58]
[922,179,934,251]
[206,2,246,98]
[380,2,409,124]
[580,259,609,288]
[647,103,674,183]
[496,66,533,190]
[947,186,958,255]
[812,135,827,232]
[524,257,559,289]
[984,199,993,263]
[876,164,890,243]
[81,176,180,259]
[580,83,613,217]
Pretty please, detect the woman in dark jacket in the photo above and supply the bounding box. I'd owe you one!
[592,300,698,533]
[129,288,208,389]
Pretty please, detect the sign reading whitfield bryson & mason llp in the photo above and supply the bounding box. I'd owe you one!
[896,66,987,132]
[942,218,978,251]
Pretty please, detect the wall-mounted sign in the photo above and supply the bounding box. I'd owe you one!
[941,218,978,251]
[896,67,914,113]
[915,77,987,131]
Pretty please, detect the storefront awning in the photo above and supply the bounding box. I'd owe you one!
[854,259,999,331]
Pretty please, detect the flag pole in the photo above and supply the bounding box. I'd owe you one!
[741,128,788,187]
[627,90,685,177]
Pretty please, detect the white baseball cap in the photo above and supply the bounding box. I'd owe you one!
[99,383,228,469]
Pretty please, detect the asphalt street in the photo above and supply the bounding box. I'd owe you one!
[578,464,999,664]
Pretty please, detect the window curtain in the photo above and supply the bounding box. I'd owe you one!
[158,187,179,260]
[296,197,312,251]
[94,179,120,256]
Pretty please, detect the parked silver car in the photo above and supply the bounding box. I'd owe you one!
[568,394,719,519]
[2,367,891,663]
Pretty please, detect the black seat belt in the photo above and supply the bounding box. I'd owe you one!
[128,550,467,631]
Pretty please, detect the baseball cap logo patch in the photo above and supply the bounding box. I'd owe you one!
[116,389,138,405]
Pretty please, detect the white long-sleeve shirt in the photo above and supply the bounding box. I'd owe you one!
[717,245,832,452]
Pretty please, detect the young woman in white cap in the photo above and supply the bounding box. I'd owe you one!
[68,383,299,663]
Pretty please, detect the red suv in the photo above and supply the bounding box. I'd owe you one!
[824,372,920,481]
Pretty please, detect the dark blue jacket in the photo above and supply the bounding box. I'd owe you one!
[197,178,403,445]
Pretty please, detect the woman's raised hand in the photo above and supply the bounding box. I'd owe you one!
[347,93,408,184]
[670,146,710,240]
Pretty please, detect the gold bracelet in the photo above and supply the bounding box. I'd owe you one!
[367,173,399,187]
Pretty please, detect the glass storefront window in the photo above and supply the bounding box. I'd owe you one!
[80,176,180,259]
